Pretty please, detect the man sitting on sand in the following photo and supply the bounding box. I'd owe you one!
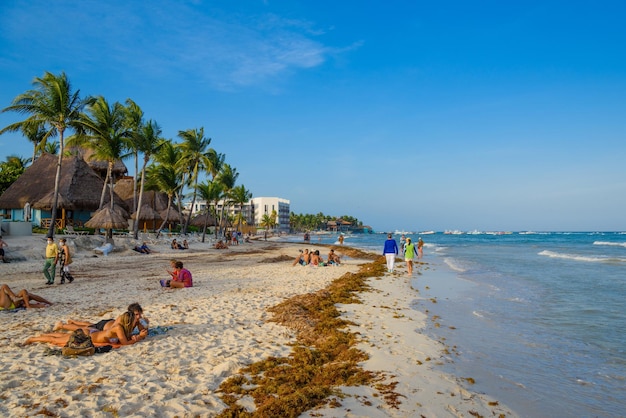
[25,311,147,346]
[1,284,52,310]
[160,261,193,288]
[327,249,341,265]
[292,249,310,266]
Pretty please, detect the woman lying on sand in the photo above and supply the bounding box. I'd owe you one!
[25,311,147,346]
[1,284,53,310]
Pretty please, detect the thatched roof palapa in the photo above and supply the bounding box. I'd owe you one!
[131,205,163,222]
[0,153,128,212]
[32,191,75,210]
[77,148,128,179]
[114,177,170,213]
[85,206,129,230]
[190,213,217,227]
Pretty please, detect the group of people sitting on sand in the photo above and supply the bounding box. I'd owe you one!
[292,248,341,267]
[24,302,149,347]
[160,259,193,288]
[171,239,189,250]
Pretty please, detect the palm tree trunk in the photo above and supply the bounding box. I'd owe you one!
[155,196,173,239]
[99,163,112,210]
[47,130,65,238]
[133,158,148,240]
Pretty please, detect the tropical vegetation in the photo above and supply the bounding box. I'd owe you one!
[289,212,364,233]
[0,71,252,238]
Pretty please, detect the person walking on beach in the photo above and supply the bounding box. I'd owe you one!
[0,235,9,263]
[417,237,424,259]
[404,238,418,275]
[59,238,74,284]
[399,234,406,255]
[43,236,59,285]
[382,233,399,273]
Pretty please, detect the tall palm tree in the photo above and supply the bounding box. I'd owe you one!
[197,179,224,242]
[73,96,130,211]
[0,71,93,237]
[130,120,165,239]
[177,127,213,235]
[19,121,47,163]
[123,98,144,212]
[229,184,252,233]
[146,141,184,238]
[215,163,238,236]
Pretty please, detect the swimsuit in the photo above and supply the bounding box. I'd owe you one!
[0,302,16,311]
[89,319,113,331]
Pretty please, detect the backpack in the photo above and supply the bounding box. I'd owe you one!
[62,329,95,357]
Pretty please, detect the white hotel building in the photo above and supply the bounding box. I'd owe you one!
[185,196,291,233]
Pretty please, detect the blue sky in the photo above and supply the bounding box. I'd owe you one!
[1,0,625,232]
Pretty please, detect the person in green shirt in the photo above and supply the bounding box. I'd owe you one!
[404,238,418,275]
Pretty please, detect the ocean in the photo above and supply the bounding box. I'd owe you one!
[279,231,626,417]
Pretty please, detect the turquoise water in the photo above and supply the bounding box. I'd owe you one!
[280,231,626,417]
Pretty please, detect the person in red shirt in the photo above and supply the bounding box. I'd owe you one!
[169,261,193,288]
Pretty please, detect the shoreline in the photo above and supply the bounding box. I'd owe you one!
[0,233,517,417]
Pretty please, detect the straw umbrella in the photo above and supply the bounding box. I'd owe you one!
[160,208,183,233]
[85,206,129,230]
[131,205,163,233]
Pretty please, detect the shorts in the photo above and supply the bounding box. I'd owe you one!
[89,319,113,331]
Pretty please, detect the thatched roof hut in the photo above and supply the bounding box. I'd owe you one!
[114,177,170,214]
[75,147,128,180]
[0,153,128,227]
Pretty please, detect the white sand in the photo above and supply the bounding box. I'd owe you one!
[0,233,517,417]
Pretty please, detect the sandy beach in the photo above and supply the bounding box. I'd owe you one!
[0,233,517,417]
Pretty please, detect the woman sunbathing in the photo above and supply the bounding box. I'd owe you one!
[25,311,147,346]
[1,284,52,310]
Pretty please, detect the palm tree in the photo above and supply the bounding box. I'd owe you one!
[19,122,47,163]
[130,120,165,239]
[196,180,224,242]
[215,163,238,236]
[123,99,144,212]
[73,96,130,212]
[260,214,273,240]
[146,141,184,238]
[0,71,93,237]
[177,127,213,235]
[44,141,59,155]
[229,184,252,233]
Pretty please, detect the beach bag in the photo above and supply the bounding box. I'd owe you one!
[62,329,95,357]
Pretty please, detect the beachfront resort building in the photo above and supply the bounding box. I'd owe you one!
[184,196,290,233]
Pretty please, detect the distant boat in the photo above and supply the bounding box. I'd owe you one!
[419,230,436,235]
[444,230,464,235]
[394,230,414,235]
